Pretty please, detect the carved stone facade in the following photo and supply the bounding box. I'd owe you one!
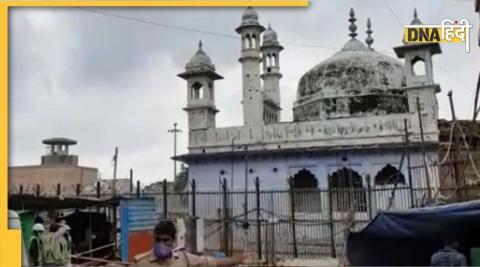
[177,8,442,195]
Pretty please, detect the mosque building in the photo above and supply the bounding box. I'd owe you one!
[175,7,442,209]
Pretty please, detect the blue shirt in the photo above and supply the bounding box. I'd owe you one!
[431,247,467,266]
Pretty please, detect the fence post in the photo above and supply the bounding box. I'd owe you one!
[190,179,197,253]
[36,184,40,197]
[163,179,168,218]
[327,175,336,258]
[288,177,298,258]
[136,181,141,198]
[56,183,61,197]
[222,178,230,256]
[129,169,133,195]
[255,177,262,260]
[19,185,23,195]
[366,175,373,220]
[76,184,81,196]
[96,181,101,199]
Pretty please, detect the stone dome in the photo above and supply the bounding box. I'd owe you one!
[185,41,215,72]
[242,7,259,24]
[296,39,407,102]
[262,24,279,46]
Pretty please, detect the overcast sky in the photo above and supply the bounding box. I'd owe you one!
[8,0,479,185]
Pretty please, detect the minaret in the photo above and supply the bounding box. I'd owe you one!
[261,23,283,124]
[236,7,265,126]
[178,41,223,131]
[394,8,441,87]
[394,9,442,127]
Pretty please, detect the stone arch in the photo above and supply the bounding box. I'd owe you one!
[291,168,318,188]
[411,56,426,76]
[374,164,406,185]
[191,82,203,99]
[289,169,321,212]
[328,167,366,212]
[245,34,252,49]
[251,33,258,48]
[329,167,363,188]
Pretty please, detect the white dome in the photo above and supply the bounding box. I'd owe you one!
[262,24,279,46]
[185,41,215,72]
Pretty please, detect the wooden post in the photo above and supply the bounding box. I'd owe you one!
[96,181,101,199]
[56,183,61,197]
[19,185,23,195]
[36,184,40,197]
[76,184,81,196]
[327,175,336,258]
[288,178,298,258]
[163,179,168,218]
[136,180,141,198]
[416,97,432,201]
[255,177,262,260]
[129,169,133,194]
[404,119,415,207]
[448,91,465,201]
[112,147,118,197]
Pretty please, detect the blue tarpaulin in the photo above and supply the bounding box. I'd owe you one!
[347,200,480,266]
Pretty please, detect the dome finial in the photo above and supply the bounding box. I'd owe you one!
[348,8,358,39]
[365,17,374,50]
[268,22,272,30]
[410,7,422,25]
[198,40,203,49]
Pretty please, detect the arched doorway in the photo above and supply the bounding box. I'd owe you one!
[374,164,405,185]
[289,169,321,212]
[328,167,366,212]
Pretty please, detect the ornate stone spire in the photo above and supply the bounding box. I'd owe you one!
[365,17,374,50]
[411,8,422,25]
[348,8,358,39]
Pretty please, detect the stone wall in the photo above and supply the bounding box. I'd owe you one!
[9,165,98,195]
[189,112,438,154]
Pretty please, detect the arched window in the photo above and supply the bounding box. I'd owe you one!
[245,34,252,49]
[289,169,321,212]
[374,164,406,185]
[251,34,257,48]
[272,53,277,67]
[328,167,366,212]
[209,82,213,100]
[191,82,203,99]
[411,56,426,76]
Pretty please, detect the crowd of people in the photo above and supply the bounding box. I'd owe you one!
[28,219,72,267]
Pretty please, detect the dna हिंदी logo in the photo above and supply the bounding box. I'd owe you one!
[404,19,473,53]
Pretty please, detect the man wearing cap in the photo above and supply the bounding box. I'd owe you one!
[29,223,45,266]
[134,220,253,267]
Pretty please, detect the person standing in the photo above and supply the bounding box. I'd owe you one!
[431,235,467,266]
[58,223,72,267]
[134,220,254,266]
[28,223,45,266]
[41,223,66,266]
